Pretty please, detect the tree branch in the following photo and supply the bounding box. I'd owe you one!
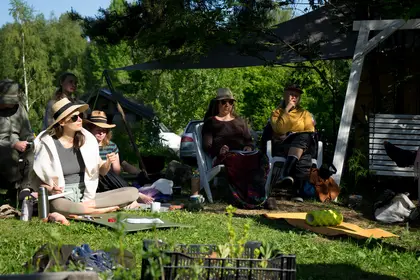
[264,29,337,96]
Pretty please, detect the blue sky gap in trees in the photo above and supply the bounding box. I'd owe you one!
[0,0,111,27]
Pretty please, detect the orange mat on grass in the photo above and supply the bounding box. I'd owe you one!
[263,212,398,239]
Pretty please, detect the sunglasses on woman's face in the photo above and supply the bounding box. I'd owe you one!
[220,100,234,105]
[69,113,83,123]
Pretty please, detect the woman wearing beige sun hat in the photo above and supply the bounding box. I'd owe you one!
[84,111,119,173]
[84,110,154,203]
[32,98,139,215]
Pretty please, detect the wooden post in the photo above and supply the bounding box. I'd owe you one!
[332,20,405,186]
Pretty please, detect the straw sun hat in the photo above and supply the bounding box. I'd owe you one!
[47,98,88,131]
[215,88,236,101]
[84,110,116,129]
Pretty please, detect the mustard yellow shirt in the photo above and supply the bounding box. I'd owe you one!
[270,106,315,135]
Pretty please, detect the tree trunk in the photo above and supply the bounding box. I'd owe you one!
[22,32,29,111]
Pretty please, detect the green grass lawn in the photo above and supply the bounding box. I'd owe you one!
[0,203,419,279]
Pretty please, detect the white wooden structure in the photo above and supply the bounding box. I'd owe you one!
[369,114,420,177]
[332,19,420,185]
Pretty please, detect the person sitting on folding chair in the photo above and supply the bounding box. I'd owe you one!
[199,88,268,209]
[270,84,316,202]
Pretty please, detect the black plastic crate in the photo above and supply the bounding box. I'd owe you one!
[141,240,296,280]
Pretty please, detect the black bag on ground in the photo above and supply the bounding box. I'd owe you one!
[26,243,136,273]
[26,243,77,272]
[98,170,128,192]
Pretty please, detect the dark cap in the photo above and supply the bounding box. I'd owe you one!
[0,79,21,105]
[285,84,303,94]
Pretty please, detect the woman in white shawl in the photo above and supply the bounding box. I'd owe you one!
[33,98,139,215]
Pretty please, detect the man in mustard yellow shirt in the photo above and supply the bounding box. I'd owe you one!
[270,84,315,202]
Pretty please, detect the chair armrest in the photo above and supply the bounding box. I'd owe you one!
[317,141,323,167]
[206,164,224,182]
[266,140,272,160]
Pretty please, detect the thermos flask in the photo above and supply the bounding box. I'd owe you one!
[38,187,49,219]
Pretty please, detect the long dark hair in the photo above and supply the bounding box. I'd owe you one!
[53,72,77,101]
[203,98,238,120]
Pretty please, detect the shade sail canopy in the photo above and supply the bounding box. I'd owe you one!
[112,5,356,71]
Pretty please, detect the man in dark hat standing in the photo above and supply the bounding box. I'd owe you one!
[0,80,34,200]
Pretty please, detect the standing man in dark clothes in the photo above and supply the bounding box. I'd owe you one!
[0,80,34,200]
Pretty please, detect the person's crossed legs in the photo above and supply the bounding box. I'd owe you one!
[50,187,139,216]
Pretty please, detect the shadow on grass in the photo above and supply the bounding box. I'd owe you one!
[298,263,399,280]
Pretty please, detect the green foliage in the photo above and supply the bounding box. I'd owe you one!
[0,0,350,162]
[71,0,294,60]
[241,66,289,130]
[0,1,90,133]
[1,206,419,278]
[348,148,372,185]
[215,205,251,259]
[309,1,420,20]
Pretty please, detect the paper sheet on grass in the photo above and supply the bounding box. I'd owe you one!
[68,213,192,232]
[124,218,164,224]
[264,212,398,239]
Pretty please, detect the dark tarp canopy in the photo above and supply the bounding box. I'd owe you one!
[82,88,155,120]
[112,5,357,71]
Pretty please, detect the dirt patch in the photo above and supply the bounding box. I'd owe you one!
[173,194,416,231]
[202,199,377,228]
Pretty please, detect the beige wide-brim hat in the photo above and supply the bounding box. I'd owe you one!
[84,110,116,129]
[47,98,89,131]
[215,88,236,101]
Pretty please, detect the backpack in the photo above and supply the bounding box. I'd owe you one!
[27,243,135,273]
[309,164,340,202]
[97,170,127,192]
[374,192,417,223]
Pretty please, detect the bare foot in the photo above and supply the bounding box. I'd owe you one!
[125,200,141,210]
[138,193,154,204]
[48,212,70,226]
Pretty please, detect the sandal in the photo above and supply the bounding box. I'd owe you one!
[0,204,21,219]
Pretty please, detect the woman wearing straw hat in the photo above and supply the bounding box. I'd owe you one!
[84,110,154,204]
[84,111,122,174]
[33,98,139,215]
[196,88,267,209]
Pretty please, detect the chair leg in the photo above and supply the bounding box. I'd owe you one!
[199,174,214,203]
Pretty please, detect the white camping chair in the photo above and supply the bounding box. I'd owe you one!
[264,139,323,195]
[192,122,224,203]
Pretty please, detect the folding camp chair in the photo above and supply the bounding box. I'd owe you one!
[264,138,323,195]
[192,123,224,203]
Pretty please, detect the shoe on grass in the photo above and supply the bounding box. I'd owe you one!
[266,197,278,210]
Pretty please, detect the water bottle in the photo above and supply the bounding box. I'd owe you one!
[38,187,49,219]
[20,196,33,221]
